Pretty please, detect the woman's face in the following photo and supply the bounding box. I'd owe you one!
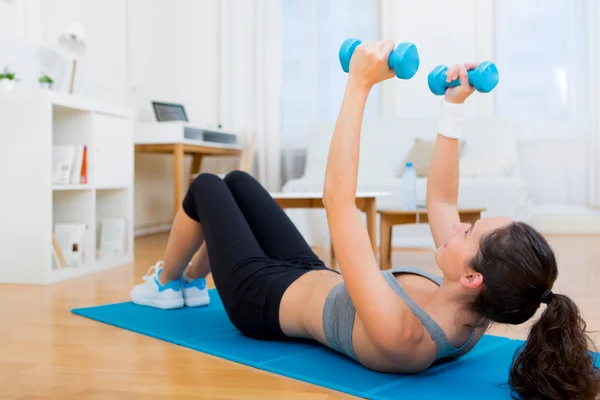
[434,216,513,284]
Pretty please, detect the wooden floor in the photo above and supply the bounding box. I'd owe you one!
[1,233,599,399]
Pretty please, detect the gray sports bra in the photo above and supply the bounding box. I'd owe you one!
[322,266,475,362]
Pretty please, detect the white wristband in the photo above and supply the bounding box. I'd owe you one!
[437,100,465,139]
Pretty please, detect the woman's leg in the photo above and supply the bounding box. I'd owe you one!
[181,172,268,270]
[185,170,328,279]
[158,207,205,284]
[182,173,302,339]
[181,172,329,340]
[222,170,324,265]
[184,243,210,281]
[131,173,269,311]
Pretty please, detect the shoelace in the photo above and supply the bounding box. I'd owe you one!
[142,261,164,281]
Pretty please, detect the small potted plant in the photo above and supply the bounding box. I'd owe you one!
[0,66,16,91]
[39,73,54,90]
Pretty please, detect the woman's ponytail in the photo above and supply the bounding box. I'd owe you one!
[508,293,600,399]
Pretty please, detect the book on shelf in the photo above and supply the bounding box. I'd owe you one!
[52,233,67,268]
[54,223,87,267]
[52,145,88,185]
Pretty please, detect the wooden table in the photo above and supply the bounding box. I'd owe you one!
[378,208,485,269]
[271,192,390,268]
[135,142,242,216]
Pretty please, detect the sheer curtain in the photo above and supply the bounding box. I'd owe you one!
[218,0,283,191]
[590,0,600,208]
[495,0,591,207]
[279,0,382,185]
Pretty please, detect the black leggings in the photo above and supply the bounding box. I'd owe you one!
[182,170,333,340]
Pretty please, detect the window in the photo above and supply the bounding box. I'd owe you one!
[280,0,381,182]
[495,0,590,205]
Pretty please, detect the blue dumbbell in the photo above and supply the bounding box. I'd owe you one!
[428,61,499,95]
[338,38,420,80]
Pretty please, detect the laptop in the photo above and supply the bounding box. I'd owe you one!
[150,101,238,145]
[152,101,189,122]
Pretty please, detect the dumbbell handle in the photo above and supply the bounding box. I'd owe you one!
[387,51,402,71]
[444,70,478,89]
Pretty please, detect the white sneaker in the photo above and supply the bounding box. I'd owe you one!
[130,261,184,309]
[182,274,210,307]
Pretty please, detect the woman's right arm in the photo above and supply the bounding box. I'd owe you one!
[324,41,421,351]
[426,131,461,248]
[426,63,477,248]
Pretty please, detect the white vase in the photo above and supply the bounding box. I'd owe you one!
[39,82,53,90]
[0,80,15,91]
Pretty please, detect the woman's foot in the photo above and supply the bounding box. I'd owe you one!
[182,271,210,307]
[130,262,185,309]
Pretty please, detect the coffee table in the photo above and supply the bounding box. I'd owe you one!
[378,208,485,269]
[271,192,390,268]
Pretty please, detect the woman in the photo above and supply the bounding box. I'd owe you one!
[131,41,599,399]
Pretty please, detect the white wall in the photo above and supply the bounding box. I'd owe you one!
[0,0,48,84]
[0,0,127,104]
[129,0,224,231]
[126,0,220,123]
[126,0,178,121]
[0,1,18,38]
[175,0,220,126]
[39,0,127,104]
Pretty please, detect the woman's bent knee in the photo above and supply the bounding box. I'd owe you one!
[223,170,255,192]
[223,170,252,184]
[189,173,223,193]
[183,173,226,221]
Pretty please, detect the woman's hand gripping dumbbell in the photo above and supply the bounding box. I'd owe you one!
[339,38,420,80]
[428,61,499,96]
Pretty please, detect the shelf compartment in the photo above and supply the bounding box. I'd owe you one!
[52,190,95,270]
[52,107,93,186]
[96,188,130,259]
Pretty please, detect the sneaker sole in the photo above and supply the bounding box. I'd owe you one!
[131,294,184,309]
[184,297,210,307]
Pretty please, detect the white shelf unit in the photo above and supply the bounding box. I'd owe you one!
[0,90,134,284]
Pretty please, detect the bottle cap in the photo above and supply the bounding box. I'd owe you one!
[406,162,413,167]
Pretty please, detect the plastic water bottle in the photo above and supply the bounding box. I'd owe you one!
[402,162,417,211]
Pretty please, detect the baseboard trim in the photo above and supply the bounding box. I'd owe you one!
[134,224,171,237]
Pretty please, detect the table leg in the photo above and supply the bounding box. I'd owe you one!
[189,154,204,185]
[174,144,185,216]
[380,216,392,270]
[365,198,377,256]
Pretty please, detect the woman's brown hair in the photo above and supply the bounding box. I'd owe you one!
[469,221,600,399]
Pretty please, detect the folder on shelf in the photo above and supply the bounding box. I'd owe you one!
[54,223,87,267]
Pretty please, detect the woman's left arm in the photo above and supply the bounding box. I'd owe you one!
[323,42,418,348]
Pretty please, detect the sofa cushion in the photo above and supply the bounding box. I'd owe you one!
[303,118,436,181]
[401,138,466,177]
[302,116,521,180]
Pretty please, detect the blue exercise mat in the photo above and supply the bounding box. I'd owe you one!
[72,289,599,399]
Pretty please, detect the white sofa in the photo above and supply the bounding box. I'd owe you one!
[281,116,532,249]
